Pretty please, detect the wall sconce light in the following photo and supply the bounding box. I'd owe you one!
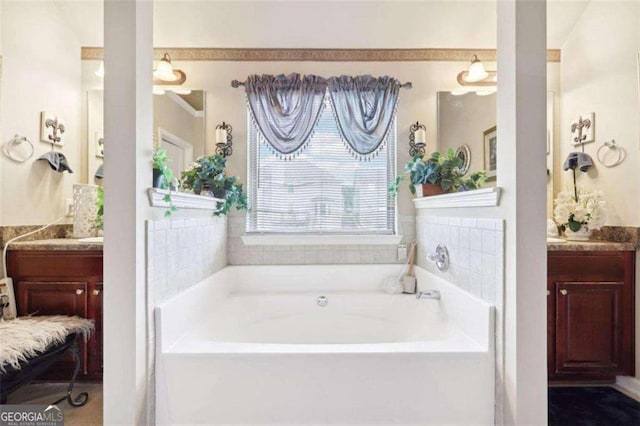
[215,122,233,157]
[96,53,189,96]
[452,54,497,96]
[409,122,427,156]
[153,53,186,84]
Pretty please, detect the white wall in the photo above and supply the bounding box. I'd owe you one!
[560,0,640,227]
[0,1,83,226]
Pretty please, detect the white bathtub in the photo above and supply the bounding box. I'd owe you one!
[156,265,495,425]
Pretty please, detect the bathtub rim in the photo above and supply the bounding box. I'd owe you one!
[155,264,494,354]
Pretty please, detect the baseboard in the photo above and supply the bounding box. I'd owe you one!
[615,376,640,400]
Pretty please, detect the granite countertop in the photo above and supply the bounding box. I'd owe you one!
[6,238,103,251]
[547,240,636,252]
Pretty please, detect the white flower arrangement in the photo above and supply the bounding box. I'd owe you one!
[553,187,607,232]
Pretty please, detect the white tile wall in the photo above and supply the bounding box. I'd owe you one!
[147,216,227,304]
[227,213,416,265]
[416,215,504,303]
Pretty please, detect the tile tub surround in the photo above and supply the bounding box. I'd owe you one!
[227,213,416,265]
[146,216,227,304]
[145,215,227,424]
[415,216,504,303]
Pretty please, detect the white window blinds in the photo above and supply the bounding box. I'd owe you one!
[247,97,397,235]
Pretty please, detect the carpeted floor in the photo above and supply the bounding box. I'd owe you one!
[549,386,640,426]
[5,383,102,426]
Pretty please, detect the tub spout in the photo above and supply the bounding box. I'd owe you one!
[416,290,441,300]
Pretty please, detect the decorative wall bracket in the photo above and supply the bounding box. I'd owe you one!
[40,112,65,146]
[409,121,426,157]
[215,122,233,157]
[570,113,595,146]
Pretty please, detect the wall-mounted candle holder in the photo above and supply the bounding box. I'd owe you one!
[215,122,233,157]
[409,121,427,157]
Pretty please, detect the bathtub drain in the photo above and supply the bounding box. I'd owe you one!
[316,296,328,307]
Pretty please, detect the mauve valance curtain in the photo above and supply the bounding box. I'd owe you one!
[245,73,401,160]
[327,75,400,158]
[245,73,327,157]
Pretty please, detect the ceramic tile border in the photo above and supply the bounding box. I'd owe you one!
[81,47,561,62]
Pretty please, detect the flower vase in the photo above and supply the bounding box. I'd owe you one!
[565,226,592,241]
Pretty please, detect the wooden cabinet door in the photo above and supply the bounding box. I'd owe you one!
[16,281,89,379]
[87,282,103,379]
[17,281,88,317]
[555,281,623,375]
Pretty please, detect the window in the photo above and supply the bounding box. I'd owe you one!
[247,97,397,235]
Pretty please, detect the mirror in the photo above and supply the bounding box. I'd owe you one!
[437,92,497,182]
[86,90,207,185]
[437,91,556,211]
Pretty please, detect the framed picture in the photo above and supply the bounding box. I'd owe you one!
[455,144,471,175]
[483,126,497,180]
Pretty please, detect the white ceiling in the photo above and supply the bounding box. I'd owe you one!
[52,0,591,49]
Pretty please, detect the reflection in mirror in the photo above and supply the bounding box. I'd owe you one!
[437,92,497,183]
[436,91,556,211]
[153,90,206,180]
[86,90,207,186]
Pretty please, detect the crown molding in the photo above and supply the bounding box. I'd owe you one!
[82,47,561,63]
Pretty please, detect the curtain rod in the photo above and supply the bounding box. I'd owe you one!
[231,80,412,89]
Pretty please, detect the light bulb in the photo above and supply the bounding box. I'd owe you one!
[465,55,488,83]
[153,53,178,82]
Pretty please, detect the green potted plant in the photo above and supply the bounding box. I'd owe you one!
[390,149,488,197]
[152,147,174,189]
[152,147,178,217]
[94,185,104,233]
[181,154,248,215]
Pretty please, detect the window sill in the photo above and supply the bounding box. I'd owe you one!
[147,188,224,211]
[241,234,403,246]
[413,187,502,209]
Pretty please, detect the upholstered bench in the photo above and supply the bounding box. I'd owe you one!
[0,316,94,406]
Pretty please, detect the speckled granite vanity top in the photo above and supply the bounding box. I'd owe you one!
[0,225,102,251]
[547,226,639,252]
[547,240,636,251]
[6,238,103,251]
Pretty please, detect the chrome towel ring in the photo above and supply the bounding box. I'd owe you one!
[3,134,35,163]
[596,139,625,168]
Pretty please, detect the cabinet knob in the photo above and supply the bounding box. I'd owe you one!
[76,289,84,295]
[547,290,550,296]
[93,289,101,296]
[560,289,568,296]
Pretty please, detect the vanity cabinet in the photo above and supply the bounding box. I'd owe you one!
[548,251,635,382]
[7,250,103,381]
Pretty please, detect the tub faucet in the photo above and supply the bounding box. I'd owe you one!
[428,244,449,271]
[416,290,441,300]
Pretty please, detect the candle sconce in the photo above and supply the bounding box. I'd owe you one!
[409,121,427,157]
[215,122,233,157]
